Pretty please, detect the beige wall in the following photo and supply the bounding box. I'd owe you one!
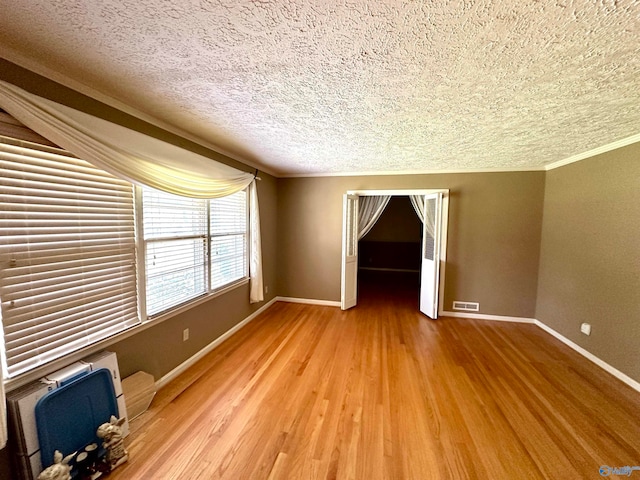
[536,142,640,382]
[277,171,545,318]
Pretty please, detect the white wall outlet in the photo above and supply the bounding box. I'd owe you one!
[265,285,269,294]
[580,323,591,336]
[183,328,189,341]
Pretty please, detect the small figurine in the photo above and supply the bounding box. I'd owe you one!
[37,450,76,480]
[96,415,129,470]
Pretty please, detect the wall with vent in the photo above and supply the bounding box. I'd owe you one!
[277,171,546,318]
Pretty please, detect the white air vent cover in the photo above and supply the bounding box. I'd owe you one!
[453,301,479,312]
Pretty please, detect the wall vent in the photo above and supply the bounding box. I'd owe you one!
[453,301,479,312]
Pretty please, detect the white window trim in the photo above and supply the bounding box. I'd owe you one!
[137,186,249,320]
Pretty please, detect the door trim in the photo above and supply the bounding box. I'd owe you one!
[343,189,449,316]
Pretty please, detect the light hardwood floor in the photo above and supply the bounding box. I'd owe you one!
[110,275,640,479]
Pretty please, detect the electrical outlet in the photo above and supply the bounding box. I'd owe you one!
[265,285,269,294]
[580,323,591,336]
[183,328,189,341]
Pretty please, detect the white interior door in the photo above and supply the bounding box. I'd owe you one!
[420,193,443,319]
[341,194,359,310]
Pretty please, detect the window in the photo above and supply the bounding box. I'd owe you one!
[141,187,248,317]
[210,192,247,290]
[0,137,250,378]
[142,189,208,316]
[0,139,140,377]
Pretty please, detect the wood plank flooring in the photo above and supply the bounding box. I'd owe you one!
[109,275,640,479]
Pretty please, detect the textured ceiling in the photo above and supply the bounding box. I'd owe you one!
[0,0,639,176]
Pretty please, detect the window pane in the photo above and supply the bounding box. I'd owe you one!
[145,238,207,316]
[210,191,247,290]
[210,234,246,289]
[142,188,208,316]
[210,191,246,235]
[143,188,207,239]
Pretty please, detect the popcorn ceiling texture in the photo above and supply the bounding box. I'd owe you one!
[0,0,638,175]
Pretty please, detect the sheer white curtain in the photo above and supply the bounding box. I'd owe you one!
[0,80,254,198]
[410,195,435,237]
[358,196,391,240]
[248,180,264,303]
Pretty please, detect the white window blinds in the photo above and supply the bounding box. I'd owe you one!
[142,189,208,316]
[142,188,248,317]
[210,191,247,290]
[0,139,140,378]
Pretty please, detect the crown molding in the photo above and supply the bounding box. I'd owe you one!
[0,48,278,177]
[544,132,640,171]
[278,131,640,178]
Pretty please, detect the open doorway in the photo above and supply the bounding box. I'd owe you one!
[358,196,421,304]
[340,189,449,318]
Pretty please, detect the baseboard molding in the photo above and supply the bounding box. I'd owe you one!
[441,311,536,323]
[155,300,640,395]
[443,310,640,393]
[534,320,640,393]
[155,297,278,390]
[276,296,341,307]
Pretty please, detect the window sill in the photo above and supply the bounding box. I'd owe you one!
[146,277,249,324]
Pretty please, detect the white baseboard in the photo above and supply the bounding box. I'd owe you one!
[443,310,640,393]
[534,320,640,393]
[276,296,341,307]
[155,297,278,390]
[155,300,640,396]
[441,311,536,323]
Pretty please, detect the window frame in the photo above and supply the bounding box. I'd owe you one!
[136,186,249,321]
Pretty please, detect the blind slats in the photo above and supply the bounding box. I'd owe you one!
[7,303,138,352]
[6,308,139,369]
[2,276,137,325]
[143,187,247,317]
[3,265,136,300]
[4,284,137,332]
[0,139,140,377]
[2,252,135,278]
[3,246,135,266]
[0,153,134,192]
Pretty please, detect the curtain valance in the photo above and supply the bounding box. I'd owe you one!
[0,80,253,199]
